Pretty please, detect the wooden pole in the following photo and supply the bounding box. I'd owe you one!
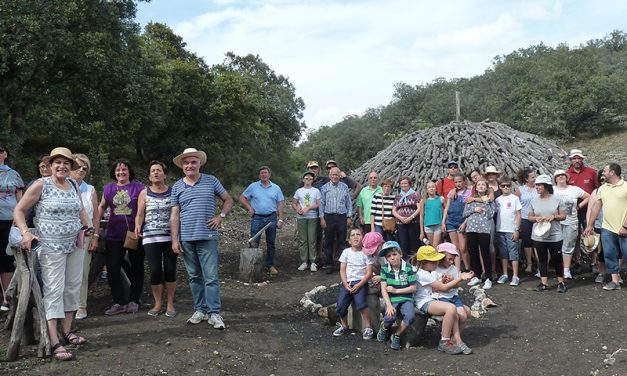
[455,91,461,122]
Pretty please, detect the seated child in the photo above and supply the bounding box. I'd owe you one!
[412,245,473,355]
[362,231,384,289]
[333,228,375,339]
[376,241,417,350]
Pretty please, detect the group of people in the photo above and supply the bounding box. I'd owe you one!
[2,146,233,361]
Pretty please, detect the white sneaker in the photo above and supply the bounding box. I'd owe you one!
[208,313,226,329]
[310,263,318,272]
[509,276,520,286]
[186,310,209,325]
[467,277,481,286]
[497,275,509,284]
[483,279,493,290]
[298,262,308,271]
[535,271,541,278]
[564,268,572,279]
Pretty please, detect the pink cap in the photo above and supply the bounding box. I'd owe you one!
[362,232,384,256]
[436,242,459,256]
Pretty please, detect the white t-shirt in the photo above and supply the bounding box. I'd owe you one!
[339,248,374,282]
[553,185,586,226]
[414,268,437,309]
[496,194,522,233]
[433,265,459,299]
[293,187,321,219]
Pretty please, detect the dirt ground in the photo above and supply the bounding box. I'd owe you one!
[1,211,627,376]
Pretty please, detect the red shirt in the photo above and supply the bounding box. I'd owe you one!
[566,165,598,194]
[437,176,456,202]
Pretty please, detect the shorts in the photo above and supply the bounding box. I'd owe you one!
[496,232,519,261]
[439,295,464,308]
[520,219,533,248]
[561,223,578,256]
[335,281,369,318]
[445,219,463,233]
[418,299,434,315]
[424,224,442,235]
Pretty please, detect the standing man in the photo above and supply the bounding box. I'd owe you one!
[356,171,382,234]
[240,166,285,275]
[585,163,627,291]
[437,160,460,201]
[319,167,352,274]
[170,148,233,329]
[325,160,362,199]
[304,161,329,190]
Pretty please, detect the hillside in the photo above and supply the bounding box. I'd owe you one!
[562,129,627,171]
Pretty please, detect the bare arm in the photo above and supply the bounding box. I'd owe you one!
[207,191,234,230]
[134,188,147,237]
[89,189,100,251]
[13,180,43,251]
[239,193,254,216]
[170,205,182,254]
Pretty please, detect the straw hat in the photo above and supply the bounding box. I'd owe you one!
[483,165,502,175]
[533,222,551,238]
[173,148,207,168]
[49,147,78,170]
[582,232,600,253]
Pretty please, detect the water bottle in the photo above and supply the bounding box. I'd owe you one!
[422,238,430,245]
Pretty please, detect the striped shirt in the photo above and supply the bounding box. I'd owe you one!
[319,181,352,217]
[370,193,395,227]
[380,260,416,303]
[171,174,226,241]
[142,187,172,245]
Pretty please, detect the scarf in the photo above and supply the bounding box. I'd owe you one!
[0,165,10,172]
[79,180,89,193]
[398,188,416,204]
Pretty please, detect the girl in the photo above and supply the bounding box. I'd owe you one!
[463,178,495,289]
[420,181,444,247]
[292,171,321,271]
[442,173,471,271]
[515,168,539,274]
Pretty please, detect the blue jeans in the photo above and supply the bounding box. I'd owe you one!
[250,213,278,267]
[601,229,627,274]
[181,240,221,314]
[382,300,415,327]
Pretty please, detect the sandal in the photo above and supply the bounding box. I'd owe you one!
[51,343,74,361]
[64,332,87,346]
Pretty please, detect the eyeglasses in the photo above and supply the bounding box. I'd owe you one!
[0,148,6,153]
[78,166,88,172]
[500,184,511,188]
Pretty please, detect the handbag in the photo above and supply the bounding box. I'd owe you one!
[123,217,139,250]
[380,195,397,233]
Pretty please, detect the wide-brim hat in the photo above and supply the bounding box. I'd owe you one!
[568,149,586,159]
[533,222,551,238]
[535,174,553,185]
[173,148,207,168]
[553,169,569,181]
[49,147,78,170]
[378,240,401,258]
[306,160,319,168]
[417,245,445,262]
[483,165,502,176]
[436,242,459,256]
[582,232,600,253]
[362,232,384,257]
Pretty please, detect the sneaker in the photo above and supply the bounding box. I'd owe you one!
[563,268,572,279]
[333,324,348,337]
[603,281,622,291]
[126,301,139,313]
[269,266,279,275]
[100,271,108,280]
[310,263,318,272]
[497,275,509,284]
[557,282,567,293]
[298,262,308,271]
[438,339,462,355]
[483,279,492,290]
[186,310,209,325]
[390,334,401,350]
[534,283,548,292]
[509,276,520,287]
[362,327,374,340]
[105,304,127,315]
[75,308,87,320]
[458,342,473,355]
[208,313,226,329]
[534,271,541,278]
[595,273,605,284]
[376,323,388,342]
[467,277,481,286]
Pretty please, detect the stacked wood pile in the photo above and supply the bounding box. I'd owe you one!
[351,121,567,193]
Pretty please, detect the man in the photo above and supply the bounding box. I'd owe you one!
[325,160,362,199]
[356,171,382,234]
[304,161,329,190]
[585,163,627,291]
[319,167,353,274]
[436,160,460,201]
[240,166,285,275]
[170,148,233,329]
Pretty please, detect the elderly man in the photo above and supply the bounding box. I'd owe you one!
[319,167,352,274]
[240,166,285,275]
[585,163,627,291]
[356,171,382,234]
[325,160,362,199]
[170,148,233,329]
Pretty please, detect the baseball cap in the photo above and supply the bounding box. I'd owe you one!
[378,240,401,258]
[362,232,384,256]
[306,161,319,168]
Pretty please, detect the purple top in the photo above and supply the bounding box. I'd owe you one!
[103,181,144,241]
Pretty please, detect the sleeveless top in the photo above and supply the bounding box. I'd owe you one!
[142,187,172,245]
[424,196,443,226]
[79,182,96,227]
[35,177,82,253]
[519,185,539,220]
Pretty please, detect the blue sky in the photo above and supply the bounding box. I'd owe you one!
[136,1,627,132]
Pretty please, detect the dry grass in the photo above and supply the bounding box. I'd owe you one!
[562,129,627,171]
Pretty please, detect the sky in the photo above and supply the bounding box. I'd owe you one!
[136,0,627,133]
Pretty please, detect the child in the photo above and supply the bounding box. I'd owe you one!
[333,228,375,339]
[442,172,471,272]
[420,181,445,247]
[495,176,522,286]
[412,245,473,355]
[463,177,495,289]
[292,171,321,272]
[376,241,417,350]
[362,231,384,288]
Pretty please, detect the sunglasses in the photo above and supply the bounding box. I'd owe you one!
[0,148,6,153]
[78,166,88,172]
[448,165,458,169]
[500,184,511,188]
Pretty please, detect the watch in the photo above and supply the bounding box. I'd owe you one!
[219,212,226,218]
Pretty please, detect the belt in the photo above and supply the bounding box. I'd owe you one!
[254,212,276,218]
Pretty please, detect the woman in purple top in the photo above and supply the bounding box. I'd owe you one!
[98,159,145,315]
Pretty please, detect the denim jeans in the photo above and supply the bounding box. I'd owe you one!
[250,213,278,267]
[601,229,627,274]
[181,240,221,314]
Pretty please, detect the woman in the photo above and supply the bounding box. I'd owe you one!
[467,168,481,189]
[0,144,24,311]
[553,169,589,279]
[442,173,471,270]
[135,161,177,317]
[14,147,93,361]
[528,174,568,292]
[515,168,539,274]
[25,155,52,228]
[463,178,495,289]
[392,176,421,256]
[370,178,396,241]
[98,159,145,315]
[72,154,100,320]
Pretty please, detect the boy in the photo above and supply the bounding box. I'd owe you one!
[376,241,417,350]
[495,176,522,286]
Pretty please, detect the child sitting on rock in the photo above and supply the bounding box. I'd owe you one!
[333,228,375,339]
[376,241,417,350]
[362,231,384,290]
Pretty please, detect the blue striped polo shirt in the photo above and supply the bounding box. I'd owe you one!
[171,174,226,241]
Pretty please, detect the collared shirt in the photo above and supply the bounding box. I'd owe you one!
[356,185,382,224]
[597,179,627,234]
[567,165,598,194]
[319,181,352,217]
[242,180,284,215]
[381,260,416,303]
